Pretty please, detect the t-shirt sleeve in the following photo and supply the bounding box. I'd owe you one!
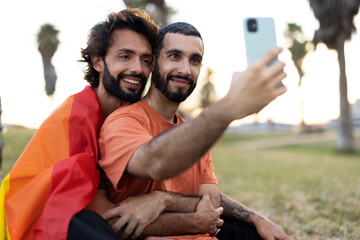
[201,152,218,185]
[98,108,153,191]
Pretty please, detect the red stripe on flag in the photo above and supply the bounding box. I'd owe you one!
[33,86,102,239]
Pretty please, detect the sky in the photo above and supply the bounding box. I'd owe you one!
[0,0,359,128]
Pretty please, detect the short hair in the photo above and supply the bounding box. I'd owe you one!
[154,22,203,59]
[79,8,158,87]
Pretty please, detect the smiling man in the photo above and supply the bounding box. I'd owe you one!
[152,34,200,103]
[95,22,292,240]
[0,9,158,240]
[97,30,151,104]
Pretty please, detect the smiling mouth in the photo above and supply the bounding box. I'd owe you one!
[171,78,190,87]
[123,78,140,85]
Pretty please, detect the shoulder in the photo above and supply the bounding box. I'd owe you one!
[46,86,99,121]
[108,101,145,121]
[103,100,151,129]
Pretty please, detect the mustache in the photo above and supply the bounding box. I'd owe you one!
[117,73,147,82]
[166,74,194,84]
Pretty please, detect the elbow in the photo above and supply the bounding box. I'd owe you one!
[132,147,181,180]
[148,173,166,181]
[146,159,174,181]
[147,166,169,181]
[128,150,168,180]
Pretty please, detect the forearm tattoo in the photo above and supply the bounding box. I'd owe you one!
[220,193,263,222]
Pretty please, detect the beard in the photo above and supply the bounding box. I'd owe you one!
[102,59,147,103]
[153,63,196,103]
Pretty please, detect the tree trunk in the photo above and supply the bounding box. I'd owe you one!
[295,63,306,131]
[299,85,306,131]
[294,61,304,87]
[148,0,168,26]
[336,40,355,152]
[41,54,57,96]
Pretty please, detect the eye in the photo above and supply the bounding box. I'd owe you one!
[143,58,153,65]
[191,57,202,65]
[169,54,179,60]
[119,55,130,60]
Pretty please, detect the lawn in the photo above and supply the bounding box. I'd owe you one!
[1,126,359,239]
[0,125,36,179]
[212,131,360,240]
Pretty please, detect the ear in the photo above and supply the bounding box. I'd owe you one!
[92,55,104,72]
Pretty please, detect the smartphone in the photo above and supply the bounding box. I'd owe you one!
[243,17,277,66]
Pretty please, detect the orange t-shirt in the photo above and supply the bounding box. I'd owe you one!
[98,99,218,240]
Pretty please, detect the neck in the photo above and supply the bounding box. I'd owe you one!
[145,86,180,123]
[93,86,124,121]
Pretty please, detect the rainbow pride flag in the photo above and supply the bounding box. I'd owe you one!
[0,86,102,240]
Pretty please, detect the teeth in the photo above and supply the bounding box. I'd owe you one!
[123,78,139,85]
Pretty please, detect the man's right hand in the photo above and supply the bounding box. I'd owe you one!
[192,194,224,235]
[221,47,287,122]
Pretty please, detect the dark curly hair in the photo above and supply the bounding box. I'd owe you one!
[79,8,158,87]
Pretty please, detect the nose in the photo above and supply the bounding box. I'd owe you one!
[130,58,143,74]
[177,59,191,77]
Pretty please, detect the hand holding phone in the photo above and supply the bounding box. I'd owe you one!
[243,17,284,88]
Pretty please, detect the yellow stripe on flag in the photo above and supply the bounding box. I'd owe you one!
[0,174,11,240]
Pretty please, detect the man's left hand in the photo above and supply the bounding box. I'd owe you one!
[102,191,166,240]
[255,217,294,240]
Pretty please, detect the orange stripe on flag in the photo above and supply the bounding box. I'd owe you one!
[3,95,74,240]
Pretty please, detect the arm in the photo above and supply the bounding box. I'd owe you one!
[198,183,220,208]
[220,192,293,240]
[141,194,223,237]
[140,183,222,237]
[85,189,116,215]
[91,188,223,238]
[88,189,201,239]
[127,48,287,180]
[110,154,221,237]
[220,192,262,224]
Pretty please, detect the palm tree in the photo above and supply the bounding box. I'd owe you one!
[284,23,309,131]
[309,0,359,152]
[37,23,59,96]
[123,0,175,26]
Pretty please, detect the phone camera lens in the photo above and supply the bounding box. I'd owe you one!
[247,19,257,32]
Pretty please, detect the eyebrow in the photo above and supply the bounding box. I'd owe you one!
[166,49,203,60]
[116,48,135,54]
[116,48,153,58]
[165,49,183,55]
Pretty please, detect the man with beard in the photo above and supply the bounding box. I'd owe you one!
[96,22,292,240]
[0,9,162,240]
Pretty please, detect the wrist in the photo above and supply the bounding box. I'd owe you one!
[186,212,202,234]
[203,98,234,126]
[153,191,168,212]
[162,192,201,213]
[249,213,265,227]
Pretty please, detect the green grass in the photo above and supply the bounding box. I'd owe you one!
[0,125,36,179]
[1,126,360,239]
[212,132,360,240]
[219,132,292,144]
